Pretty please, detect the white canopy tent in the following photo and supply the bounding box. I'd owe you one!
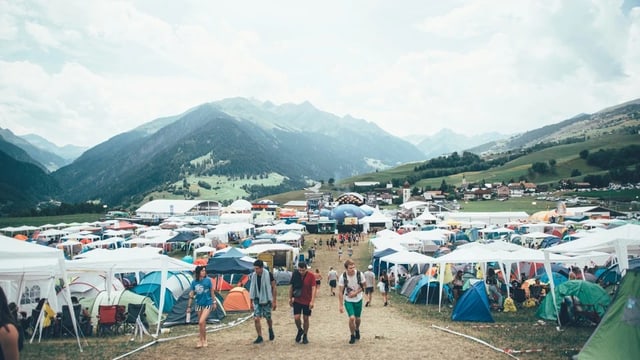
[193,245,217,258]
[369,237,407,252]
[66,247,194,336]
[0,235,82,350]
[259,222,306,232]
[276,231,303,246]
[359,211,393,232]
[542,223,640,326]
[414,211,438,225]
[433,242,579,312]
[379,251,436,274]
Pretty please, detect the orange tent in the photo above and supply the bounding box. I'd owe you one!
[193,258,208,266]
[211,276,233,291]
[223,287,251,312]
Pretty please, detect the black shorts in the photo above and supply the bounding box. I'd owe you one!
[316,280,321,286]
[292,302,312,316]
[365,287,374,294]
[329,279,337,288]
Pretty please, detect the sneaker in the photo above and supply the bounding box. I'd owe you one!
[355,330,360,340]
[295,328,304,343]
[365,301,369,307]
[302,335,308,344]
[253,336,263,344]
[268,328,275,341]
[384,302,388,306]
[349,335,356,344]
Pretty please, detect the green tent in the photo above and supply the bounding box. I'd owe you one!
[577,269,640,360]
[81,290,161,330]
[536,280,610,321]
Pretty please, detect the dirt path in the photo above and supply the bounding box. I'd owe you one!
[130,234,504,359]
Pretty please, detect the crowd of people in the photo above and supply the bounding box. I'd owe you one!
[449,267,550,310]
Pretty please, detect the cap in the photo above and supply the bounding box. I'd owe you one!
[368,265,373,270]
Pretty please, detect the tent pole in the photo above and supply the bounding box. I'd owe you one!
[156,256,168,336]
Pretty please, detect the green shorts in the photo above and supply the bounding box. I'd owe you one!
[343,300,363,317]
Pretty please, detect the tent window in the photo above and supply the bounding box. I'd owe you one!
[20,285,41,305]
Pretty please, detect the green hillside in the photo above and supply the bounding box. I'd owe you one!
[344,133,639,190]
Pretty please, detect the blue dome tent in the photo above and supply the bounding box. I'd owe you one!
[133,271,193,313]
[330,204,367,224]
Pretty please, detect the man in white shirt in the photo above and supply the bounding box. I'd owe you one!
[338,259,367,344]
[363,265,376,307]
[327,267,338,296]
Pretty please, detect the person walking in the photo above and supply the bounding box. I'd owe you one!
[249,260,277,344]
[451,270,464,306]
[338,259,367,344]
[347,246,353,258]
[0,286,20,360]
[379,271,390,306]
[327,267,338,296]
[338,247,343,261]
[289,262,316,344]
[187,265,217,348]
[363,265,375,307]
[314,269,322,297]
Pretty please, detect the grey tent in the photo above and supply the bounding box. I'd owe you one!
[162,289,226,327]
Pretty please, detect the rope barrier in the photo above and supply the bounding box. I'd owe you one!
[431,325,519,359]
[112,315,253,360]
[468,322,546,329]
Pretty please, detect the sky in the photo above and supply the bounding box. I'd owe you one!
[1,0,639,148]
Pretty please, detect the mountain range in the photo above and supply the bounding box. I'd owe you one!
[0,97,638,215]
[404,128,508,159]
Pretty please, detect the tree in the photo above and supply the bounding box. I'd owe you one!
[570,169,582,177]
[328,178,335,186]
[531,162,550,174]
[579,149,589,159]
[439,179,448,193]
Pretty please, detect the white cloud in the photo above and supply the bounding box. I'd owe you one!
[0,0,639,147]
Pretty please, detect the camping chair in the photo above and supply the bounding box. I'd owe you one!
[59,304,83,337]
[572,296,602,326]
[529,285,542,300]
[29,308,54,338]
[123,303,148,338]
[97,305,121,336]
[512,288,527,305]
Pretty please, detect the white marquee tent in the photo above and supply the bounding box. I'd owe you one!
[66,247,194,336]
[0,235,82,350]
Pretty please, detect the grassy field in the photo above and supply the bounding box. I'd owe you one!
[142,173,287,205]
[0,213,103,228]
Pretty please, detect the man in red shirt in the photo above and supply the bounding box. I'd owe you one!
[289,261,316,344]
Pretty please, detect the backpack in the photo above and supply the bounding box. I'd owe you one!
[290,270,307,298]
[342,271,363,295]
